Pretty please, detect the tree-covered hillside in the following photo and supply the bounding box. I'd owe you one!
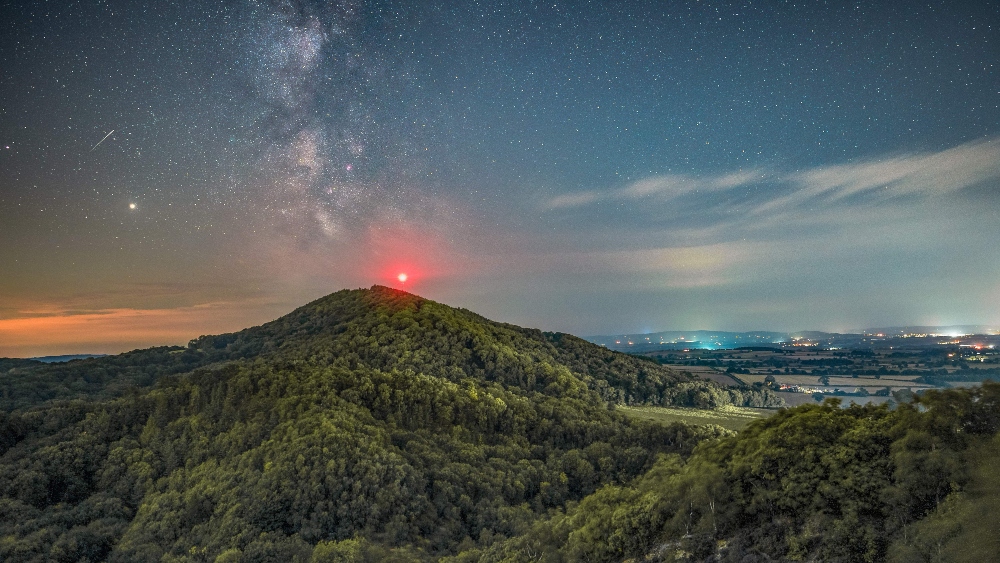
[1,286,780,413]
[0,286,778,561]
[468,383,1000,563]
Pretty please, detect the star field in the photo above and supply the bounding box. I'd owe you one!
[1,0,999,356]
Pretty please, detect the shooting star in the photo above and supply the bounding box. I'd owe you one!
[90,129,115,151]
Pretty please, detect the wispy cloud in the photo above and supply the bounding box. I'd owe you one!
[593,243,758,288]
[483,241,770,291]
[754,137,1000,216]
[544,169,767,209]
[544,137,1000,216]
[544,191,604,209]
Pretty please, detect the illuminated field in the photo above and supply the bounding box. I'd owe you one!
[737,373,934,389]
[677,366,746,386]
[617,404,773,431]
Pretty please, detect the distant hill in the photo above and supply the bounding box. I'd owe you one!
[861,324,1000,336]
[28,354,108,363]
[0,286,779,561]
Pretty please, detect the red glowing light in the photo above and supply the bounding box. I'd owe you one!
[397,273,408,283]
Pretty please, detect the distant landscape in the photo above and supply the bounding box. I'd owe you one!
[589,326,1000,352]
[590,328,1000,408]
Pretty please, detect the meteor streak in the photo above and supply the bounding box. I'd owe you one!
[90,129,115,151]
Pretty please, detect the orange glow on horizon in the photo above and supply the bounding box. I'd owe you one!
[0,302,279,357]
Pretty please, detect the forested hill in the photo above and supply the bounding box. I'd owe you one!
[2,287,997,561]
[1,285,781,412]
[0,286,779,561]
[184,285,780,408]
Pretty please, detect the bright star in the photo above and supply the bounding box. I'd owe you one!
[397,273,407,283]
[129,203,137,210]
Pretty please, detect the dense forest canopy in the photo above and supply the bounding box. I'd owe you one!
[1,286,996,562]
[468,384,1000,562]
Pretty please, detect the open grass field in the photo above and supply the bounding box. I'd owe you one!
[678,366,745,386]
[738,373,934,389]
[617,404,774,431]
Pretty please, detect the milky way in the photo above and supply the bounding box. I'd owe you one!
[238,1,414,239]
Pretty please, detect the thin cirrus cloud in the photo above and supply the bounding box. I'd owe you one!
[590,242,762,289]
[545,136,1000,218]
[543,168,767,210]
[484,239,771,292]
[753,136,1000,216]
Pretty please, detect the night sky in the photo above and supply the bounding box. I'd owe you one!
[2,0,999,356]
